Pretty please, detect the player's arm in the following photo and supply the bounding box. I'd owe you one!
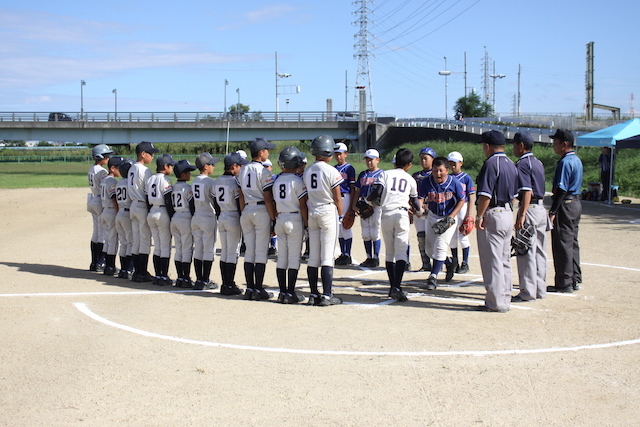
[238,190,246,214]
[476,195,491,230]
[465,192,475,219]
[332,185,343,217]
[263,188,276,222]
[351,187,361,212]
[515,190,532,230]
[163,192,175,219]
[299,194,309,228]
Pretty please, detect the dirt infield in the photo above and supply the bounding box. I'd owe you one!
[1,187,639,426]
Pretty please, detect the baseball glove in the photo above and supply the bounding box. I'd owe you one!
[459,216,475,236]
[356,199,374,220]
[432,216,455,235]
[511,223,535,257]
[342,210,356,230]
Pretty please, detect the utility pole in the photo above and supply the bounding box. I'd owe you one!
[517,64,521,117]
[585,41,595,120]
[489,61,505,116]
[481,47,491,107]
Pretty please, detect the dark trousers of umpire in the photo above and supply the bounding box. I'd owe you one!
[551,198,582,289]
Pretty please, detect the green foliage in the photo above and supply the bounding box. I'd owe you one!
[453,91,493,117]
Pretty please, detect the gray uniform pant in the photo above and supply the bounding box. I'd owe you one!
[100,207,118,255]
[148,206,172,258]
[87,194,104,243]
[218,211,241,264]
[381,209,410,263]
[551,198,582,289]
[130,200,152,255]
[240,204,270,264]
[171,212,193,263]
[515,202,548,300]
[275,212,304,270]
[192,212,217,261]
[477,206,513,311]
[115,210,132,257]
[308,204,339,268]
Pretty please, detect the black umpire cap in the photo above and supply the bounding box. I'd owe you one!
[550,129,575,145]
[480,130,506,145]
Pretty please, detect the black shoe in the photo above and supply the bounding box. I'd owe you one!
[359,258,373,268]
[370,258,379,268]
[335,255,352,266]
[420,261,432,272]
[572,282,580,291]
[307,294,321,306]
[243,288,256,300]
[103,266,117,276]
[220,284,243,295]
[547,285,573,293]
[195,280,217,290]
[458,262,470,274]
[389,287,408,302]
[254,288,274,300]
[174,278,183,288]
[445,262,455,282]
[405,263,411,271]
[117,269,129,279]
[89,263,98,272]
[277,293,286,303]
[511,295,532,303]
[422,276,437,291]
[135,273,153,283]
[268,247,277,256]
[318,295,343,306]
[476,305,509,313]
[161,277,174,287]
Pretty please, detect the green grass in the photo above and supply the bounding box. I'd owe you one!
[1,141,639,197]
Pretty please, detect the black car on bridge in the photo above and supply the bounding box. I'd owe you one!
[48,112,75,121]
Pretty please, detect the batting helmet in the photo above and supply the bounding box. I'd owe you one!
[92,144,114,160]
[419,147,436,159]
[278,146,305,169]
[118,158,135,177]
[310,135,336,157]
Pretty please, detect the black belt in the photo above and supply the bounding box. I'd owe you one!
[564,194,578,200]
[531,197,543,203]
[280,211,299,214]
[123,208,130,211]
[489,202,512,209]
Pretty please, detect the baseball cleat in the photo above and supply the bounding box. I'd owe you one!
[254,288,274,300]
[389,288,408,302]
[445,261,455,282]
[475,305,509,313]
[317,295,343,306]
[422,276,437,291]
[220,284,243,295]
[243,288,256,300]
[457,262,470,274]
[546,285,573,293]
[307,294,321,306]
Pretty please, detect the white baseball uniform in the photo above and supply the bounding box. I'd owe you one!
[128,162,153,255]
[115,177,132,258]
[273,173,307,270]
[100,174,119,256]
[376,168,418,263]
[191,174,217,262]
[304,161,343,267]
[238,161,275,264]
[146,172,173,258]
[170,180,194,263]
[213,173,242,264]
[87,164,107,243]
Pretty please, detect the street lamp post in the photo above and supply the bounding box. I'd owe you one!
[80,80,86,120]
[275,51,291,121]
[224,79,228,119]
[112,89,117,120]
[444,57,448,119]
[489,61,505,115]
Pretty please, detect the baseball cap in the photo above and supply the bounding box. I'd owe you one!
[136,141,160,154]
[447,151,464,163]
[334,142,348,153]
[156,153,177,170]
[513,131,534,144]
[480,130,506,145]
[262,159,272,167]
[419,147,437,158]
[195,152,220,169]
[364,148,380,159]
[107,156,124,169]
[249,137,276,154]
[236,150,248,160]
[549,129,575,144]
[224,152,249,167]
[174,159,197,178]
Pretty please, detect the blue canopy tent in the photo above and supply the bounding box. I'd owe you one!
[576,118,640,203]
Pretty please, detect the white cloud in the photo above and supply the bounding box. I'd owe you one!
[217,4,298,31]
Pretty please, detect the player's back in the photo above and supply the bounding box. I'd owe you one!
[273,173,307,213]
[88,164,107,196]
[171,181,193,213]
[128,163,152,202]
[192,174,216,214]
[238,161,274,203]
[146,173,172,206]
[379,168,417,211]
[115,178,131,209]
[213,174,241,212]
[304,161,343,208]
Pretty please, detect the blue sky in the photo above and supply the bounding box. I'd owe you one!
[1,1,639,119]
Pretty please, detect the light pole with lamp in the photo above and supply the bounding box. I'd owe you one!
[443,56,448,119]
[112,89,117,120]
[275,52,291,121]
[224,79,228,119]
[80,80,86,120]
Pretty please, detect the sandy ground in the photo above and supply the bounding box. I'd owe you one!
[0,187,639,426]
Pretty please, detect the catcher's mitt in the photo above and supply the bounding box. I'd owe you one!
[342,210,356,230]
[356,199,374,219]
[511,223,535,257]
[432,216,455,235]
[459,216,475,236]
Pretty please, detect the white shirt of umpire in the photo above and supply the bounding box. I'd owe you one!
[171,180,194,263]
[239,162,275,264]
[213,174,242,264]
[191,174,217,262]
[274,173,307,270]
[378,169,417,262]
[146,173,173,258]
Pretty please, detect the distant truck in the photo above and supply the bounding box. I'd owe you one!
[48,112,75,121]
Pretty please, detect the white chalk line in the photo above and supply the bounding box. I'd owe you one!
[73,302,640,356]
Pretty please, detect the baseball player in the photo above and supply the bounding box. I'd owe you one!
[511,132,548,302]
[447,151,476,274]
[100,156,124,276]
[475,130,519,312]
[303,135,344,306]
[128,141,160,282]
[238,138,277,301]
[333,142,356,266]
[273,146,309,304]
[353,148,383,268]
[115,158,135,278]
[87,144,114,272]
[262,159,278,256]
[367,148,420,302]
[213,152,249,296]
[412,147,436,271]
[171,160,197,288]
[418,157,465,290]
[192,152,221,291]
[147,154,177,286]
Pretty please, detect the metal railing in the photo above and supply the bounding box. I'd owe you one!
[0,111,375,123]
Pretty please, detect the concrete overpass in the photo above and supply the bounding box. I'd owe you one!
[0,111,361,146]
